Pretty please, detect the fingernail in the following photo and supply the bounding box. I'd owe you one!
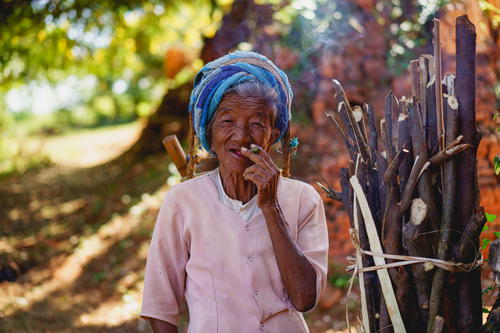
[241,147,248,152]
[250,143,257,149]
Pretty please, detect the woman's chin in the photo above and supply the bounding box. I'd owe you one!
[219,159,251,174]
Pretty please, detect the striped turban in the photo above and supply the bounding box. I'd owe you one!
[188,51,293,153]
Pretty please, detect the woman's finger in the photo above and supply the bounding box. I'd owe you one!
[241,145,280,174]
[240,146,268,167]
[243,169,266,187]
[243,164,268,180]
[251,144,280,171]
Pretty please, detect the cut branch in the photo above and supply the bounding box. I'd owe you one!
[433,19,445,153]
[427,74,458,333]
[454,15,481,332]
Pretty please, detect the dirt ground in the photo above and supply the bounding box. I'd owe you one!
[0,123,360,333]
[2,122,496,332]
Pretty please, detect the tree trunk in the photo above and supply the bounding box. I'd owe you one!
[128,0,255,158]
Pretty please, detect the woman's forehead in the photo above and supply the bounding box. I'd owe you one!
[217,107,272,120]
[217,98,273,119]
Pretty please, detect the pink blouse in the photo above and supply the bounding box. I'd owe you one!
[141,170,329,332]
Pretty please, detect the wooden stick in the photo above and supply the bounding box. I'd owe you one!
[352,196,371,333]
[383,149,409,185]
[333,80,371,162]
[366,104,378,165]
[431,316,445,333]
[453,206,486,263]
[433,19,445,153]
[350,175,407,333]
[454,15,481,332]
[354,161,382,333]
[397,104,413,197]
[366,103,383,226]
[408,101,440,233]
[402,100,438,326]
[409,60,422,101]
[327,110,357,162]
[377,151,389,224]
[383,92,397,163]
[427,75,457,333]
[381,152,412,329]
[398,155,424,214]
[162,135,188,177]
[340,167,355,228]
[428,143,472,165]
[354,105,369,144]
[421,55,438,154]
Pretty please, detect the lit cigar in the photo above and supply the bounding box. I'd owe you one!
[249,144,261,153]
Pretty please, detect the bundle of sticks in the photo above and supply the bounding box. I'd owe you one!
[320,16,487,333]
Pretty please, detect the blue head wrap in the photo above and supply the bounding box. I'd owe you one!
[188,51,293,153]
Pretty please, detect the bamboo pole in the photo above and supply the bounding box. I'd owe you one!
[351,176,406,333]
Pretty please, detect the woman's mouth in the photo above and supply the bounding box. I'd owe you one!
[229,148,245,159]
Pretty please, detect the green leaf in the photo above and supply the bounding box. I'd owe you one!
[483,307,491,313]
[483,225,490,233]
[495,155,500,175]
[481,238,491,250]
[486,213,497,222]
[495,232,500,238]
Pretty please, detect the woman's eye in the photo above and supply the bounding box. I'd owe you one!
[221,119,233,123]
[251,122,264,128]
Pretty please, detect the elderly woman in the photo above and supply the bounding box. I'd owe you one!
[141,51,328,333]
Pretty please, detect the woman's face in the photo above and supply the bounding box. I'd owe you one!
[209,93,280,173]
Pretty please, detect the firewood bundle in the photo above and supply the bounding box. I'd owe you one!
[320,16,487,333]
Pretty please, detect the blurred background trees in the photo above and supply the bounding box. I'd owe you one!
[3,0,498,171]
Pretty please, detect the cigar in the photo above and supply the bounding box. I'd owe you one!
[249,144,261,153]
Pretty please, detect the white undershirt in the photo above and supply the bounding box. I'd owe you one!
[209,168,261,222]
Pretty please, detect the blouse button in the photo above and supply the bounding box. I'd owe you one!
[254,290,259,296]
[248,257,253,263]
[245,226,250,231]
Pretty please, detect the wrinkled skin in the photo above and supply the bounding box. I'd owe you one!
[209,93,280,206]
[149,93,317,333]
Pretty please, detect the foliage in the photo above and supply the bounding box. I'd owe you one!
[479,0,500,29]
[0,0,230,174]
[0,0,219,86]
[328,273,351,289]
[481,213,498,251]
[0,0,224,128]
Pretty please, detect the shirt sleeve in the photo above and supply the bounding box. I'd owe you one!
[140,192,189,326]
[296,185,329,311]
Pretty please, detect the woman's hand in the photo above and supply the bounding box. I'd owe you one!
[242,144,317,312]
[240,144,280,208]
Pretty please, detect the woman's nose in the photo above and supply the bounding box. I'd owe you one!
[231,123,250,141]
